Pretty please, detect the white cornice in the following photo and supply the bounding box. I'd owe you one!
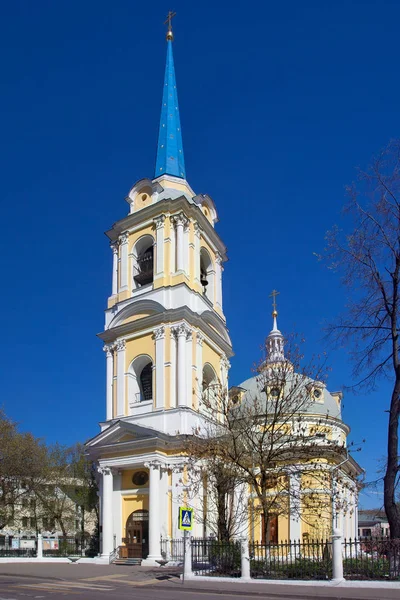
[105,196,227,261]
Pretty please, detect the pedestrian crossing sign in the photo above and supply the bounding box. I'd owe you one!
[178,507,193,530]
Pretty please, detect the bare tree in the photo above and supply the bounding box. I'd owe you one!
[0,410,46,529]
[322,139,400,537]
[190,336,350,542]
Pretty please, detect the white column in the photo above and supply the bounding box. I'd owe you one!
[215,253,223,310]
[240,537,251,581]
[332,528,344,582]
[37,533,43,559]
[183,221,190,276]
[99,466,114,557]
[194,223,201,284]
[154,215,166,277]
[119,233,129,291]
[160,467,169,538]
[169,217,176,274]
[289,472,302,541]
[173,213,188,273]
[143,462,163,563]
[116,340,126,417]
[234,482,249,538]
[185,328,193,408]
[220,355,230,390]
[113,471,122,548]
[111,243,119,295]
[174,324,189,407]
[196,333,203,400]
[103,345,114,421]
[154,326,165,410]
[170,329,177,408]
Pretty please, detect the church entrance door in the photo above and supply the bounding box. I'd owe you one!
[123,510,149,559]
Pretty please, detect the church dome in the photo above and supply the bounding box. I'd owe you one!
[236,372,342,421]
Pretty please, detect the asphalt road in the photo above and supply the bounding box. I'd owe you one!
[0,565,399,600]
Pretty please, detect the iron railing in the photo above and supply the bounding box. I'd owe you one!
[191,538,242,577]
[43,537,86,557]
[250,539,332,580]
[160,537,185,562]
[0,547,36,557]
[343,537,400,580]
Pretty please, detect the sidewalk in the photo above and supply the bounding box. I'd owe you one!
[174,577,400,599]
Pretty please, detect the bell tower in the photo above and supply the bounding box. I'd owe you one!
[98,21,233,436]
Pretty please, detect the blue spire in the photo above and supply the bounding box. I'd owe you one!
[155,40,186,179]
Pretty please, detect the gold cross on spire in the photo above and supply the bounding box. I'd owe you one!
[269,289,280,317]
[164,10,176,41]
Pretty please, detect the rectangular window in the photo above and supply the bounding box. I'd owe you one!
[22,498,28,508]
[30,517,36,529]
[22,517,28,528]
[30,499,35,509]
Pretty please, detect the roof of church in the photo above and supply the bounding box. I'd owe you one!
[154,38,186,179]
[237,373,342,420]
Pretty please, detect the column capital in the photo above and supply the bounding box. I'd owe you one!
[144,460,162,470]
[110,241,119,254]
[97,465,112,476]
[171,323,192,339]
[171,212,189,228]
[119,232,129,245]
[194,222,202,238]
[215,252,223,265]
[196,332,204,346]
[116,339,126,352]
[153,325,166,340]
[103,344,114,358]
[154,214,166,229]
[221,354,230,370]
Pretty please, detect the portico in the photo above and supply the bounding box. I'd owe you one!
[87,421,203,564]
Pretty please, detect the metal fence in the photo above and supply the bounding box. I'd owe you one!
[0,547,36,558]
[343,537,400,580]
[160,537,185,562]
[250,540,332,580]
[43,537,86,557]
[191,539,242,577]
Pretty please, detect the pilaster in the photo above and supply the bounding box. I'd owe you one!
[289,471,302,541]
[154,215,166,278]
[119,233,129,291]
[154,325,166,410]
[111,242,119,296]
[103,344,114,421]
[116,339,126,417]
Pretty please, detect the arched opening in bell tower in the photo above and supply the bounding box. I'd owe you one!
[133,235,154,289]
[128,355,154,408]
[202,363,220,407]
[200,248,215,302]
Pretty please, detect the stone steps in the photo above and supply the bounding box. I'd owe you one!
[112,558,142,566]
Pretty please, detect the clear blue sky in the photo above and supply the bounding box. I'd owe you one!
[1,1,398,509]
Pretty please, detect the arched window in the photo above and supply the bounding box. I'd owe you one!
[128,355,153,409]
[202,363,219,407]
[200,248,215,302]
[133,235,154,289]
[139,363,153,401]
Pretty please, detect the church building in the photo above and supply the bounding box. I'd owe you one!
[86,19,362,564]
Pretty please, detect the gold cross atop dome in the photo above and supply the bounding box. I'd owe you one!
[164,10,176,41]
[269,289,280,317]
